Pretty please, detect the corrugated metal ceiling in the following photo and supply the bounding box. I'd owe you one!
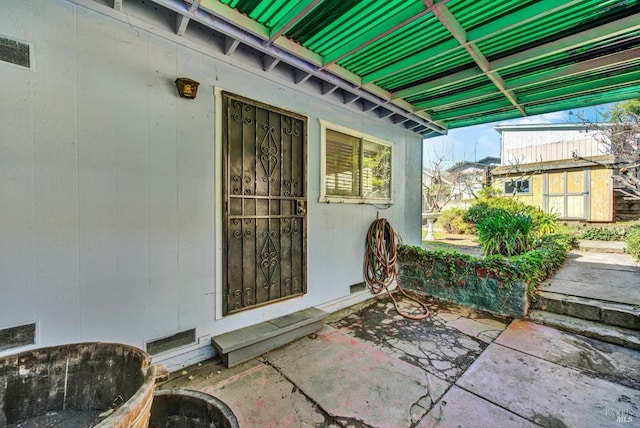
[146,0,640,137]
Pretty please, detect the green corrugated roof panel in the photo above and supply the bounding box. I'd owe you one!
[201,0,640,135]
[447,0,540,32]
[338,14,448,76]
[476,0,639,59]
[376,49,474,92]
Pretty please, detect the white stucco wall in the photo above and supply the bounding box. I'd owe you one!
[0,0,422,367]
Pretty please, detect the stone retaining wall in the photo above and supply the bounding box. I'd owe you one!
[398,260,529,318]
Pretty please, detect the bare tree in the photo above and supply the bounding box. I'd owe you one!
[570,100,640,201]
[422,151,458,213]
[422,144,494,212]
[501,155,544,196]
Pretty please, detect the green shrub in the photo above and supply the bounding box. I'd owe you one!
[579,227,622,241]
[476,209,536,256]
[398,233,576,297]
[438,208,475,234]
[626,226,640,260]
[464,196,558,237]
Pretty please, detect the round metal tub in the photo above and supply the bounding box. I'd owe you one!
[149,389,238,428]
[0,342,158,427]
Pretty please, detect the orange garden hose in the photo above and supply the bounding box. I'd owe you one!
[363,218,430,320]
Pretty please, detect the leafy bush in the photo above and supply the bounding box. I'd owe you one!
[464,196,558,237]
[626,226,640,260]
[438,208,475,234]
[579,227,622,241]
[476,209,536,256]
[398,233,577,297]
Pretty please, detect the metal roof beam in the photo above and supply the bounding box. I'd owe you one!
[524,87,640,116]
[491,13,640,71]
[294,69,312,84]
[224,36,240,55]
[518,71,640,104]
[263,54,280,72]
[432,100,513,122]
[321,1,448,68]
[506,48,640,92]
[176,0,200,36]
[343,92,360,105]
[365,0,584,85]
[393,14,640,100]
[321,81,338,95]
[425,0,526,116]
[266,0,324,46]
[147,0,445,134]
[415,86,502,111]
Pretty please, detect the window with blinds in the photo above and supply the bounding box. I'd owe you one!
[321,123,392,203]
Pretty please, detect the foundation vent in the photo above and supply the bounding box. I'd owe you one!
[350,282,367,293]
[0,36,31,69]
[0,323,36,352]
[147,328,196,355]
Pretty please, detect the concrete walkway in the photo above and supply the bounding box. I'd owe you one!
[541,250,640,306]
[160,295,639,427]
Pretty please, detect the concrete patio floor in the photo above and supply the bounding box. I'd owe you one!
[159,294,639,427]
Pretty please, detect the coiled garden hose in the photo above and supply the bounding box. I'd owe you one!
[363,218,430,320]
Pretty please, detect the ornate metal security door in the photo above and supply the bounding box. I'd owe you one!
[222,92,307,315]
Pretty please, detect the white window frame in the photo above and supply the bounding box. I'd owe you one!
[319,120,393,204]
[504,178,531,195]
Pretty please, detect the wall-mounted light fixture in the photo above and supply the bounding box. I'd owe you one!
[175,77,200,99]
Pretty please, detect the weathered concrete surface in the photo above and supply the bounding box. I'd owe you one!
[265,325,448,427]
[528,310,640,350]
[578,239,628,254]
[497,319,640,389]
[535,291,640,329]
[161,296,640,427]
[456,322,640,427]
[535,251,640,337]
[331,297,507,382]
[161,358,335,427]
[544,264,640,305]
[419,386,537,428]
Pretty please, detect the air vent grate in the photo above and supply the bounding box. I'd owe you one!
[147,328,196,355]
[350,282,367,293]
[0,36,31,68]
[0,323,36,352]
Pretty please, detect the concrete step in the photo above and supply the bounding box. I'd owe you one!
[211,308,328,368]
[577,240,627,254]
[528,310,640,350]
[532,291,640,330]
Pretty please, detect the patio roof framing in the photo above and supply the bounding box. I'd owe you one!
[104,0,640,137]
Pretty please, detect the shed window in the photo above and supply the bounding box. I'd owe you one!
[321,122,392,203]
[504,179,530,194]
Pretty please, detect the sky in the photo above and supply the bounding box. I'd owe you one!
[422,104,611,168]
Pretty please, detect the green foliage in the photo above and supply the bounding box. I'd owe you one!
[476,209,536,257]
[438,208,476,234]
[579,227,622,241]
[464,196,558,237]
[398,233,576,297]
[626,226,640,260]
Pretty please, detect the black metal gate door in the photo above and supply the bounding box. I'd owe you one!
[222,92,307,315]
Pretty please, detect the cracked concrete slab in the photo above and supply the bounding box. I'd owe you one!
[497,319,640,389]
[418,386,538,428]
[264,325,450,427]
[159,358,336,427]
[456,342,639,427]
[331,296,507,383]
[158,293,639,427]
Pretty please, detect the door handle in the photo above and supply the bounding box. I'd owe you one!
[296,200,307,216]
